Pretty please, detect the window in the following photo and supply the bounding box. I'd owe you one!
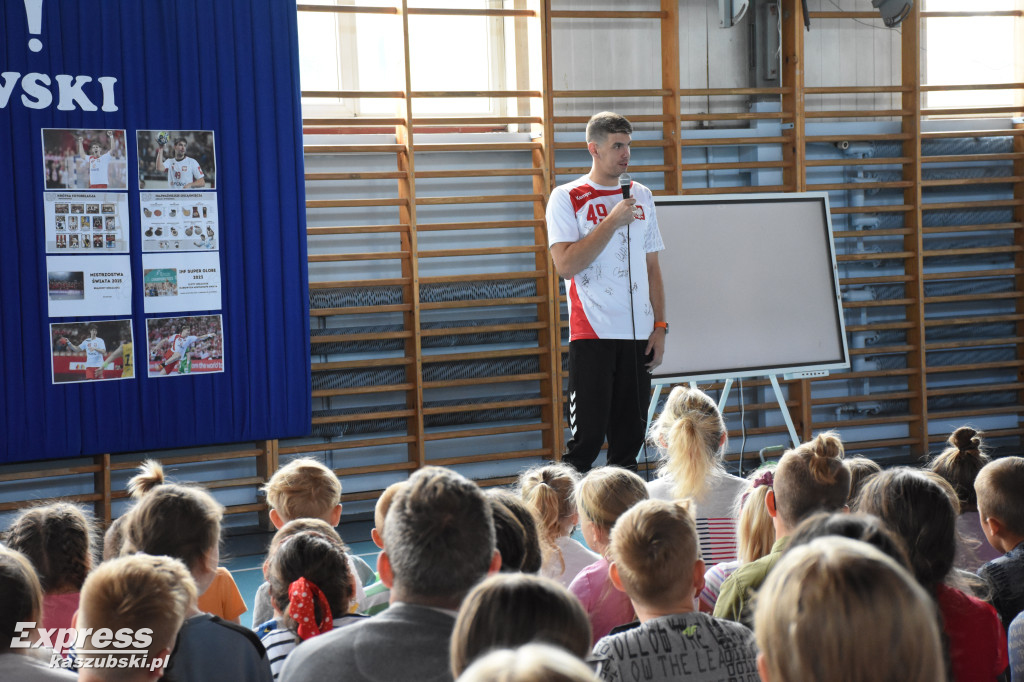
[923,0,1022,112]
[297,0,509,117]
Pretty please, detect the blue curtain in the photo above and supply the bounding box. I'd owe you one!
[0,0,311,462]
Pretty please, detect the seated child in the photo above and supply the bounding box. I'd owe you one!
[845,455,881,503]
[0,546,77,681]
[975,455,1024,628]
[360,481,407,616]
[488,490,542,573]
[122,482,272,681]
[254,519,351,635]
[252,458,369,626]
[519,463,598,587]
[858,468,1008,681]
[451,573,591,677]
[261,530,363,679]
[75,554,196,681]
[569,467,649,644]
[929,427,1002,572]
[699,465,775,613]
[714,432,850,627]
[592,499,759,682]
[755,536,944,682]
[5,502,96,633]
[105,461,248,624]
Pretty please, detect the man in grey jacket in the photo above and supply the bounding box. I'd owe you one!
[280,466,500,682]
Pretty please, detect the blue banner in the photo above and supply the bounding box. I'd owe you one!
[0,0,311,462]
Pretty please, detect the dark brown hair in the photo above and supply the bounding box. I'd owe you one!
[5,502,96,593]
[269,531,353,630]
[855,468,957,592]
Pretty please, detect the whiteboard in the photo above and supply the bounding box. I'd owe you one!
[651,193,849,382]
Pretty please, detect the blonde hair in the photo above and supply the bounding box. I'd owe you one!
[754,536,944,682]
[736,467,776,564]
[575,467,649,538]
[975,456,1024,537]
[451,574,591,676]
[374,481,408,535]
[77,554,197,679]
[773,431,850,526]
[262,457,341,523]
[4,501,96,593]
[0,547,42,654]
[928,426,989,512]
[648,387,726,502]
[519,463,580,572]
[609,499,698,607]
[127,459,165,499]
[458,644,598,682]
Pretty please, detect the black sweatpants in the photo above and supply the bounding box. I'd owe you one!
[563,339,652,473]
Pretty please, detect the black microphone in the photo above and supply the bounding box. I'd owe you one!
[619,172,631,199]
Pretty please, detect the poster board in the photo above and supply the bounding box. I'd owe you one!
[0,0,310,462]
[652,193,849,383]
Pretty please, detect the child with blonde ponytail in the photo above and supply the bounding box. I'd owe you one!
[646,386,747,565]
[569,467,649,643]
[518,463,598,587]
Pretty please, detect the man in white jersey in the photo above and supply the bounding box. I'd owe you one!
[546,112,667,473]
[159,325,216,375]
[76,130,120,189]
[156,137,206,190]
[62,325,108,380]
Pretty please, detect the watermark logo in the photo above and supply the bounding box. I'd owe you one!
[12,622,169,672]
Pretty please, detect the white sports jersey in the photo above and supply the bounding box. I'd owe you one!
[547,176,664,341]
[80,337,106,368]
[88,153,112,187]
[170,334,200,356]
[163,156,204,189]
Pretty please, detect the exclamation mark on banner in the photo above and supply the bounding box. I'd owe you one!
[25,0,43,52]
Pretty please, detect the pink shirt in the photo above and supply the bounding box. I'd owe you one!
[43,592,80,631]
[569,558,635,645]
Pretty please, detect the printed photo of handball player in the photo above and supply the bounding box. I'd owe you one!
[42,129,128,190]
[137,130,216,190]
[146,315,224,377]
[51,320,134,384]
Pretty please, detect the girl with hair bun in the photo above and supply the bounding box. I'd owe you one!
[646,386,747,566]
[518,463,598,586]
[928,426,1001,571]
[5,502,96,632]
[713,431,850,626]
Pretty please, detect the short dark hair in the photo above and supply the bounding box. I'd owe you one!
[89,325,98,333]
[174,137,188,146]
[586,112,632,144]
[384,467,495,602]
